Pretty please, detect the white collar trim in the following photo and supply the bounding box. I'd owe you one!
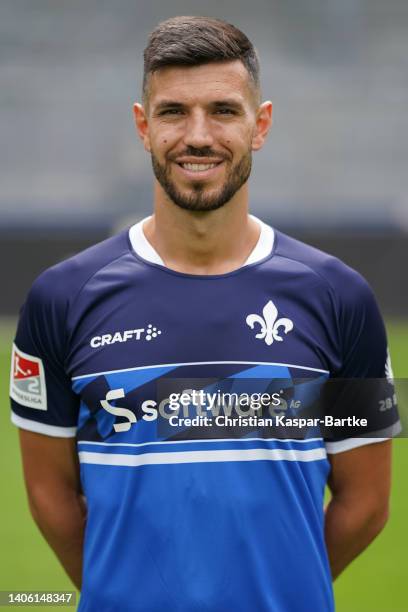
[129,214,274,268]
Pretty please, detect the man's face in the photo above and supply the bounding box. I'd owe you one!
[136,61,270,212]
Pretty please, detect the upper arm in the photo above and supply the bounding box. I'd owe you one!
[324,263,400,455]
[19,430,81,509]
[327,440,392,510]
[10,272,80,437]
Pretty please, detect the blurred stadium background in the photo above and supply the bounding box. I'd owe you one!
[0,1,407,610]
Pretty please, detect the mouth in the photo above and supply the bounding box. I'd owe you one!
[175,159,224,179]
[180,162,219,172]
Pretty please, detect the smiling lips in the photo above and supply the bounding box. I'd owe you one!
[174,157,224,175]
[181,162,218,172]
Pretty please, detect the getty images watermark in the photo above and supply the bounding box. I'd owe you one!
[0,592,76,606]
[99,376,401,439]
[151,377,401,439]
[160,388,369,429]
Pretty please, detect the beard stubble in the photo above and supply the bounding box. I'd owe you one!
[151,148,252,212]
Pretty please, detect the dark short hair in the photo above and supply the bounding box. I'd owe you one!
[143,16,260,102]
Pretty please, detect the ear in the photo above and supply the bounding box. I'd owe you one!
[252,101,273,151]
[133,103,151,152]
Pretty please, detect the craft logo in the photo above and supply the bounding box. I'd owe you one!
[10,344,47,410]
[90,324,162,348]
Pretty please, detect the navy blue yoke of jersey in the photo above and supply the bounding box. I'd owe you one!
[10,224,400,612]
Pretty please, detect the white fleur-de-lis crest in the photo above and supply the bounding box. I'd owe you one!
[385,348,394,384]
[246,300,294,346]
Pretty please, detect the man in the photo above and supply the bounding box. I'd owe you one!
[10,16,400,612]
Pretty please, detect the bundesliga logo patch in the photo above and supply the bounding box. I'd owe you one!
[10,344,47,410]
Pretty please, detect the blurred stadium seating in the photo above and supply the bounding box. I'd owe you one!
[1,0,406,314]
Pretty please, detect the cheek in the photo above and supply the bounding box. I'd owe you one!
[220,124,253,150]
[150,128,181,157]
[149,136,171,159]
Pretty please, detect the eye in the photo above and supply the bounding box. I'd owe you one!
[158,108,184,116]
[215,108,236,115]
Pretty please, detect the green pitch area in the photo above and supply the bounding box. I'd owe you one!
[0,319,407,611]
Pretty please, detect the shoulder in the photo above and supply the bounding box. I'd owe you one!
[273,229,375,309]
[25,230,130,311]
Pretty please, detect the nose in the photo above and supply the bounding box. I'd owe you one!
[183,109,214,149]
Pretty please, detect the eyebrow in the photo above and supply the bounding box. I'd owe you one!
[211,99,244,110]
[153,98,245,112]
[154,101,184,111]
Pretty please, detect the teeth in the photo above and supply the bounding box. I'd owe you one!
[181,163,218,172]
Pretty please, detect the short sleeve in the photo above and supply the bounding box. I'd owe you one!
[324,269,401,454]
[10,271,79,437]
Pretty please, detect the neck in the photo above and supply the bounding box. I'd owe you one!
[143,182,260,275]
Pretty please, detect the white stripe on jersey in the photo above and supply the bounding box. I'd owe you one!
[79,446,327,467]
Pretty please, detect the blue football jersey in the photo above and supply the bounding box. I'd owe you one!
[10,217,400,612]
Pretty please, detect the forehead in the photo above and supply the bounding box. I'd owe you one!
[147,60,253,106]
